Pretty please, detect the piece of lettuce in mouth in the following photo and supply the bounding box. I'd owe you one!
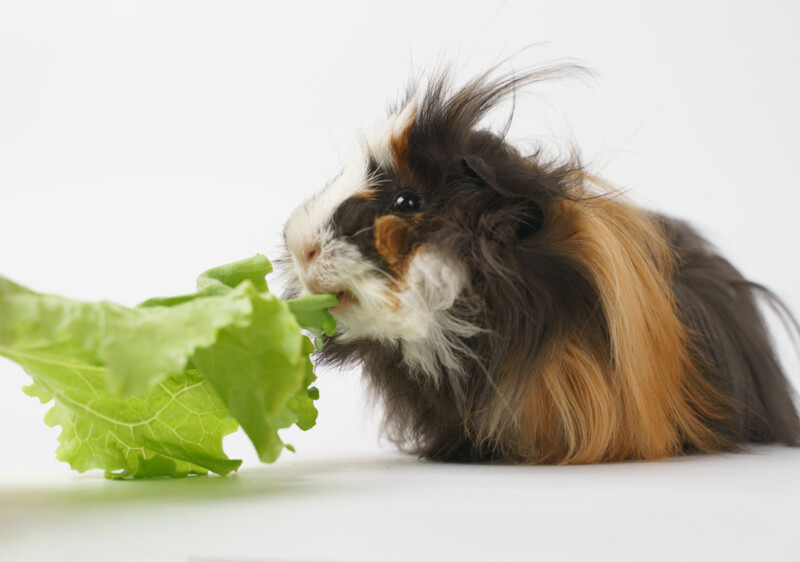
[0,254,337,479]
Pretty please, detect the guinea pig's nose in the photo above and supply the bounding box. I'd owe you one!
[301,242,321,265]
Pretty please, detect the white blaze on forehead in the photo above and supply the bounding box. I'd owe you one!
[284,148,368,258]
[284,100,417,259]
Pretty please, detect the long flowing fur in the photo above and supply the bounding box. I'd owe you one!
[473,189,731,463]
[300,65,800,464]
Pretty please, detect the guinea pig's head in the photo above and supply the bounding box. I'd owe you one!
[282,69,587,388]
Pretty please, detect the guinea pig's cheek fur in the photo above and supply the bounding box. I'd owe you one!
[386,249,479,381]
[402,250,468,319]
[352,248,466,339]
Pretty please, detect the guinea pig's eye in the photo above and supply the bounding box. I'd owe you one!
[391,190,422,213]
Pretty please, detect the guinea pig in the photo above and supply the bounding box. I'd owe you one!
[281,66,800,464]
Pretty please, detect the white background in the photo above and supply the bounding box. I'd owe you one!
[1,1,799,561]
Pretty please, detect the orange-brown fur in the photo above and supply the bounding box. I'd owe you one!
[467,183,730,464]
[389,115,415,173]
[374,212,429,313]
[374,214,412,273]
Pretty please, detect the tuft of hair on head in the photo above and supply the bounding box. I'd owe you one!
[400,56,591,145]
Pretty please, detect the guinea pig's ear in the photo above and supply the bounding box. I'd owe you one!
[461,155,525,199]
[461,156,497,188]
[462,155,544,239]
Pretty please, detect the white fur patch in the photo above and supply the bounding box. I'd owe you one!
[325,244,479,389]
[391,249,481,385]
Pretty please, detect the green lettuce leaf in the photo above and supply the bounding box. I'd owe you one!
[193,287,333,463]
[0,274,254,396]
[0,255,336,479]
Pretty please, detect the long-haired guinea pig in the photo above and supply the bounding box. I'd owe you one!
[282,66,800,464]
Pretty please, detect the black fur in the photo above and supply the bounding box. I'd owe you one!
[661,217,800,444]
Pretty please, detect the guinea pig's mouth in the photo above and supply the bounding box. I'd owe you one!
[331,290,356,312]
[305,281,357,312]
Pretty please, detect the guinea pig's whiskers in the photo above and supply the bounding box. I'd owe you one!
[347,224,377,240]
[365,171,390,188]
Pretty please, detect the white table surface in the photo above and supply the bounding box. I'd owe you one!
[2,444,799,562]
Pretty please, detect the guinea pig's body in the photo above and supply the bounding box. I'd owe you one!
[283,69,800,464]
